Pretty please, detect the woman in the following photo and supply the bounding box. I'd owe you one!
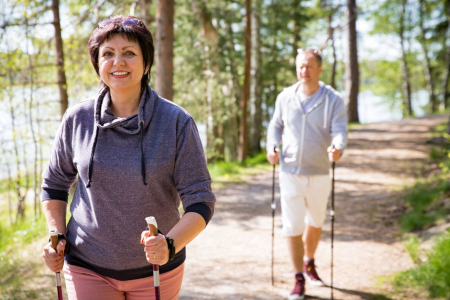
[41,15,216,300]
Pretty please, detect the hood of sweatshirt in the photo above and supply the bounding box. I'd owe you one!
[94,85,156,134]
[86,85,158,188]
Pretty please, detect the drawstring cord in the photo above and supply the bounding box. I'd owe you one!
[140,120,147,185]
[86,125,99,188]
[86,121,147,188]
[323,94,329,129]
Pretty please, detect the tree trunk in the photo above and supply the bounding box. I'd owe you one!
[418,0,436,113]
[291,0,302,70]
[399,0,413,117]
[345,0,359,123]
[51,0,69,119]
[327,14,337,89]
[7,74,26,221]
[25,25,39,218]
[239,0,251,162]
[192,1,223,162]
[249,0,262,155]
[442,2,450,110]
[224,12,241,161]
[155,0,174,100]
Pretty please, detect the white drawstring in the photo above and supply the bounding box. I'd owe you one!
[323,94,329,128]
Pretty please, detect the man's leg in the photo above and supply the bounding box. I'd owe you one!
[303,225,322,260]
[279,172,308,299]
[302,175,331,286]
[287,235,305,273]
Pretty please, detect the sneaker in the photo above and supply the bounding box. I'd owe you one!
[288,273,305,300]
[304,259,325,287]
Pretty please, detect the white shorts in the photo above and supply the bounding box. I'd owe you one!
[279,172,331,236]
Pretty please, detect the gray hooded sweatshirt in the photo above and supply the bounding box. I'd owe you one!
[42,86,216,280]
[266,81,348,175]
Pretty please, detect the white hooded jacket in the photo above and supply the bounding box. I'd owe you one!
[267,81,348,175]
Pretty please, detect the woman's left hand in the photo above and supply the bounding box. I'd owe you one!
[140,231,169,265]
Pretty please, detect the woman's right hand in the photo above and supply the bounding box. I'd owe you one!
[42,239,66,273]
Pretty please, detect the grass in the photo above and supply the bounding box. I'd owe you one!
[0,204,50,299]
[387,121,450,299]
[390,231,450,299]
[399,175,450,232]
[208,151,271,188]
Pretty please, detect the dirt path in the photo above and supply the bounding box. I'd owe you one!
[179,115,449,300]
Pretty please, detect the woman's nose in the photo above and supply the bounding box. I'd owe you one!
[113,55,125,66]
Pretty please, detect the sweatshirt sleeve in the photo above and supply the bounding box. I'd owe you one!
[330,95,348,152]
[266,93,284,152]
[41,113,78,201]
[173,118,216,223]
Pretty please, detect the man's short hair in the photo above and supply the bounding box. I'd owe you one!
[296,48,322,67]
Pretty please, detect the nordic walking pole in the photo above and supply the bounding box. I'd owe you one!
[271,147,277,286]
[49,228,64,300]
[145,216,161,300]
[330,147,336,300]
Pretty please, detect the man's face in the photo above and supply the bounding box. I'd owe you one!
[296,53,322,85]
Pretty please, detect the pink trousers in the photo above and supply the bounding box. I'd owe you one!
[63,263,184,300]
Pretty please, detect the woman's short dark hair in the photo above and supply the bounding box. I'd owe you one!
[88,15,154,91]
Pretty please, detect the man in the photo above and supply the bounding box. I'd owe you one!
[266,48,347,300]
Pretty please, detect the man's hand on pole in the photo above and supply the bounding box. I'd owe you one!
[327,146,341,162]
[267,147,279,165]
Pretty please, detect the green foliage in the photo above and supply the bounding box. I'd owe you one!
[208,151,270,183]
[399,122,450,231]
[391,231,450,299]
[360,59,402,100]
[400,176,450,232]
[0,204,50,299]
[404,236,421,264]
[0,206,47,254]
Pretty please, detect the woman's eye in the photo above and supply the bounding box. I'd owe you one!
[102,52,113,57]
[125,51,136,56]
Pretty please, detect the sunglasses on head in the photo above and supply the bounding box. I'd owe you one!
[297,48,322,56]
[98,18,143,28]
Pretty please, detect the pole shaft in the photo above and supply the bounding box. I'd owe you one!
[331,161,335,300]
[271,163,276,286]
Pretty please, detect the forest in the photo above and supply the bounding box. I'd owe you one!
[1,0,450,299]
[1,0,449,237]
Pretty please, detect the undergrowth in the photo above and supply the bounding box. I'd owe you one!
[389,120,450,299]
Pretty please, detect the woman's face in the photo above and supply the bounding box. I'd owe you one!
[98,34,148,95]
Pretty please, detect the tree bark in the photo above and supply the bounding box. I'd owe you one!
[249,0,262,155]
[155,0,174,100]
[239,0,251,162]
[442,2,450,110]
[399,0,413,117]
[25,24,40,218]
[7,73,27,221]
[51,0,69,120]
[192,1,223,162]
[326,13,338,89]
[418,0,436,113]
[223,12,241,161]
[291,0,302,69]
[345,0,359,123]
